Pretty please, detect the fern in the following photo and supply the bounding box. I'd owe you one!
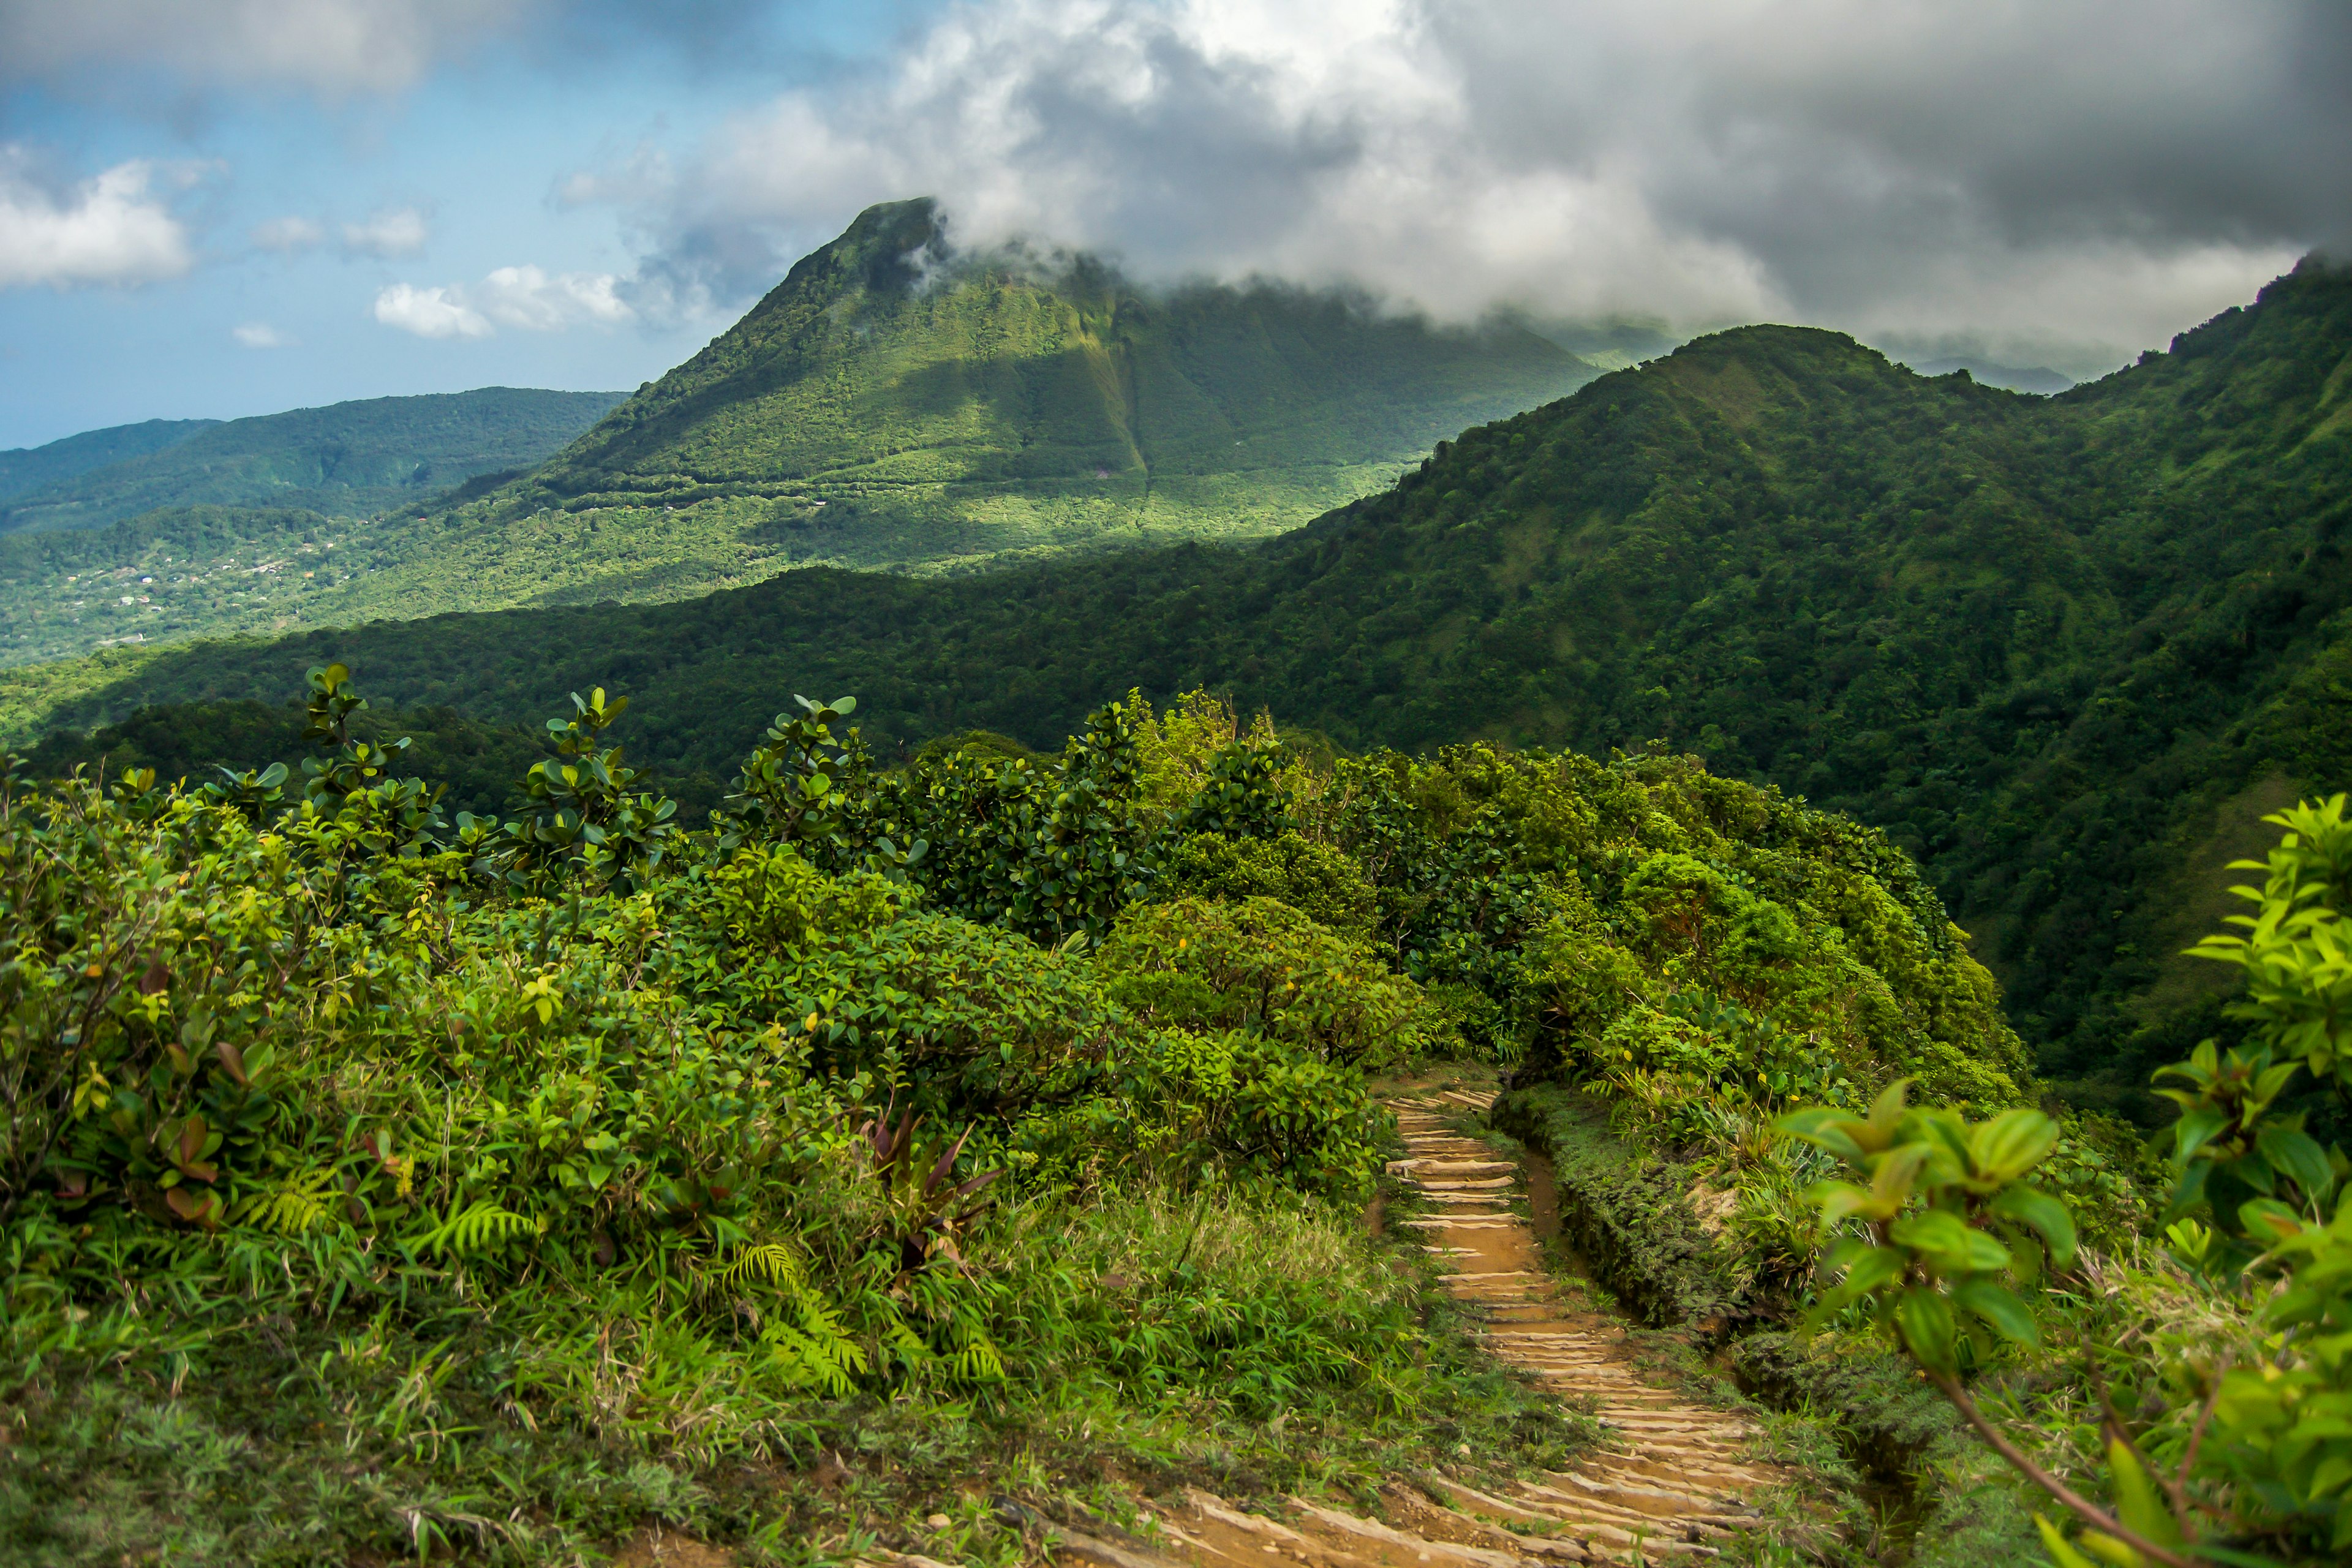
[232,1169,337,1235]
[944,1332,1006,1384]
[761,1283,868,1396]
[418,1199,536,1259]
[721,1240,808,1292]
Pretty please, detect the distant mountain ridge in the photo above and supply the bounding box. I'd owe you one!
[1905,356,2074,394]
[0,418,219,505]
[0,388,627,536]
[0,203,1601,666]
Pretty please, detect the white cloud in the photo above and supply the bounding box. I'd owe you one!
[372,265,634,339]
[233,321,293,348]
[474,265,634,330]
[371,281,489,339]
[251,215,323,252]
[0,149,193,289]
[342,206,429,258]
[0,0,530,96]
[595,0,2348,376]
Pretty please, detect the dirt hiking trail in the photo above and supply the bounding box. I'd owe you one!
[1049,1085,1784,1567]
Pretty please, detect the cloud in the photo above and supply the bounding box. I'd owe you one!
[372,265,634,339]
[233,321,294,347]
[342,206,429,258]
[0,149,194,289]
[0,0,530,96]
[251,215,323,253]
[475,265,633,330]
[589,0,2352,375]
[371,281,489,339]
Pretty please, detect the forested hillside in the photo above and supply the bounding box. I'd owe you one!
[0,209,1596,668]
[13,256,2350,1114]
[0,387,625,536]
[0,418,217,503]
[0,390,628,665]
[285,198,1598,611]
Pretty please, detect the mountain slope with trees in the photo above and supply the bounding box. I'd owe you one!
[299,198,1599,610]
[0,390,628,666]
[12,257,2351,1109]
[0,418,219,504]
[0,206,1596,668]
[0,388,626,535]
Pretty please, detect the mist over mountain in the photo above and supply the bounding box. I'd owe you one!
[0,204,1601,669]
[1905,356,2075,394]
[316,198,1602,615]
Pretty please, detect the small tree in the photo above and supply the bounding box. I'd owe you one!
[1782,797,2352,1565]
[472,687,676,893]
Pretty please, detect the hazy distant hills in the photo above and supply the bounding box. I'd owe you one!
[0,418,221,505]
[0,388,625,536]
[0,388,626,666]
[28,255,2348,1112]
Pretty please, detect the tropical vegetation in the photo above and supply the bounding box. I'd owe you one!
[18,255,2348,1130]
[0,655,2018,1560]
[0,388,624,537]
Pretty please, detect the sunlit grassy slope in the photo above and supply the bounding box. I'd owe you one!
[317,198,1599,613]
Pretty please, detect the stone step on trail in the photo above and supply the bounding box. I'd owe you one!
[1061,1083,1779,1568]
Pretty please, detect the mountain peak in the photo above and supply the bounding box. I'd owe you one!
[765,196,948,307]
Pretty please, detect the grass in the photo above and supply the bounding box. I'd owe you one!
[0,1175,1599,1567]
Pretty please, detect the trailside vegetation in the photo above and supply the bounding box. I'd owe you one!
[3,665,2041,1564]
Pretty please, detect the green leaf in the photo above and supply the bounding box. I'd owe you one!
[1840,1244,1909,1295]
[2237,1197,2305,1245]
[1988,1184,2079,1268]
[1951,1277,2039,1347]
[1861,1078,1912,1152]
[2173,1105,2227,1163]
[1776,1107,1867,1166]
[2079,1532,2147,1568]
[2106,1437,2181,1548]
[2035,1515,2100,1568]
[2163,1159,2211,1223]
[1971,1108,2060,1181]
[2255,1125,2336,1202]
[1894,1286,1958,1371]
[1891,1208,2011,1272]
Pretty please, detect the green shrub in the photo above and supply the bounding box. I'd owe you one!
[1015,1027,1392,1201]
[1097,894,1457,1068]
[1490,1083,1746,1327]
[1153,829,1378,937]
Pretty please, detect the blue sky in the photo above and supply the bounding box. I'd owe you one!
[0,2,940,447]
[2,1,2343,452]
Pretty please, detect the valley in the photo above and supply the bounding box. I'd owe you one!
[13,10,2352,1568]
[17,255,2348,1115]
[6,215,2350,1568]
